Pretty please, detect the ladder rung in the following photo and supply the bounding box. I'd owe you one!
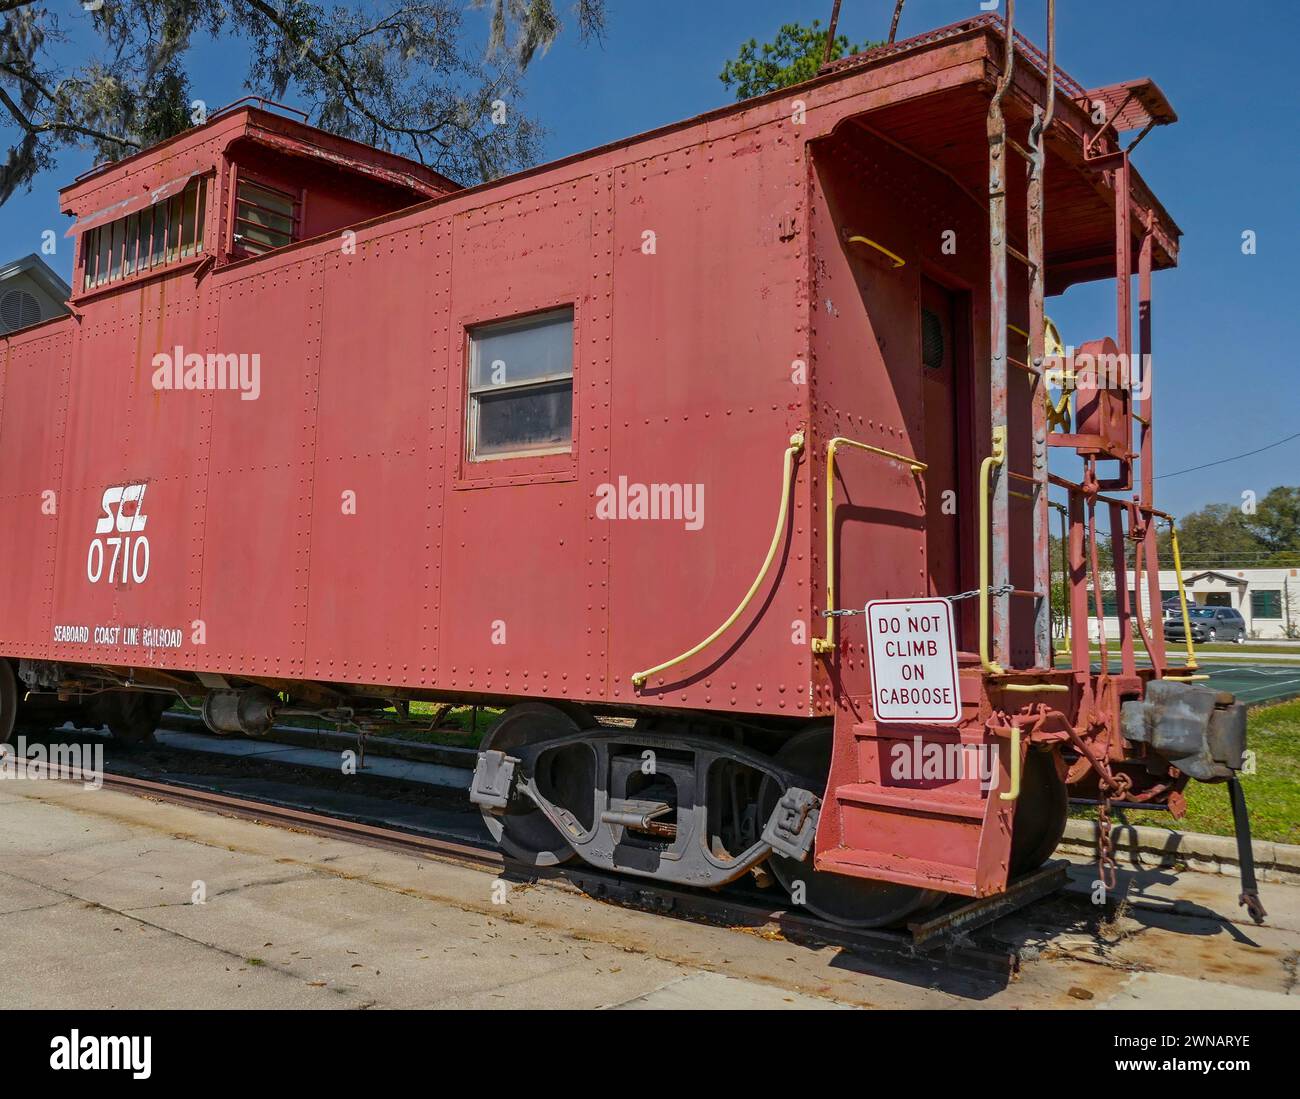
[1007,244,1038,269]
[1006,138,1036,163]
[1008,356,1041,376]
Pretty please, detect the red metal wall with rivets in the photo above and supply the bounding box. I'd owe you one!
[0,94,826,718]
[0,27,1032,722]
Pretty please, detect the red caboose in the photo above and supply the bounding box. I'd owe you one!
[0,13,1261,927]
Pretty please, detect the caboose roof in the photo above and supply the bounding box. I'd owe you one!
[310,12,1178,297]
[59,15,1178,297]
[818,14,1181,293]
[59,101,459,235]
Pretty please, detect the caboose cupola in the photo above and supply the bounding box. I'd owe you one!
[60,99,458,298]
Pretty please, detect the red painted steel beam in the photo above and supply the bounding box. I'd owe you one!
[1137,217,1167,672]
[1027,0,1056,669]
[987,0,1016,667]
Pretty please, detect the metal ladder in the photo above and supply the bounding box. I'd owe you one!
[985,0,1056,672]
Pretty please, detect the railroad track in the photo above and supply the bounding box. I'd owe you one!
[27,754,1041,978]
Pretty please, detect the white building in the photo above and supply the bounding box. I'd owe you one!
[0,254,70,335]
[1082,567,1299,641]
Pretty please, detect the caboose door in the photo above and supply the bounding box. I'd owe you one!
[919,278,966,639]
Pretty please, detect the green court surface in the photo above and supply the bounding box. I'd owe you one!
[1188,663,1300,705]
[1086,660,1300,705]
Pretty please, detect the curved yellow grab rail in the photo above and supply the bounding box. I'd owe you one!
[978,426,1008,675]
[811,438,927,656]
[846,235,906,269]
[1165,519,1198,672]
[999,724,1021,802]
[631,433,805,689]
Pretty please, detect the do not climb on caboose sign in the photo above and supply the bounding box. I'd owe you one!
[865,597,962,725]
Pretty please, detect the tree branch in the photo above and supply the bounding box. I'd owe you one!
[0,80,32,130]
[241,0,462,153]
[0,68,139,150]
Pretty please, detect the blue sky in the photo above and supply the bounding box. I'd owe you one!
[3,0,1295,520]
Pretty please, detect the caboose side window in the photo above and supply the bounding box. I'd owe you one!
[467,308,574,462]
[80,175,208,291]
[233,178,299,256]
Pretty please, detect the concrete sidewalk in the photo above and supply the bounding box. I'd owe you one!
[1,778,1296,1009]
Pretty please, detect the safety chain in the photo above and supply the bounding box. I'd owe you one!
[1096,773,1132,893]
[1097,794,1117,892]
[821,584,1014,617]
[946,582,1015,604]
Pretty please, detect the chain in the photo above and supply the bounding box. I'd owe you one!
[1097,793,1117,892]
[1096,773,1132,895]
[946,582,1014,603]
[821,584,1014,617]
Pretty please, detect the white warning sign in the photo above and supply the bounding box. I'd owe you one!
[865,597,961,725]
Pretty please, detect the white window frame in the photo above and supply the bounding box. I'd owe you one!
[466,307,575,463]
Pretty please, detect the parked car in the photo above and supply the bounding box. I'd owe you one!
[1164,605,1247,644]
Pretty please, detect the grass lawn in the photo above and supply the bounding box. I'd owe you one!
[1193,642,1300,657]
[1178,699,1300,845]
[384,702,499,748]
[1072,699,1300,846]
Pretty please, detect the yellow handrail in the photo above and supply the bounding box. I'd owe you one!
[811,437,927,655]
[631,433,805,689]
[845,235,906,268]
[1001,682,1069,693]
[978,426,1008,674]
[1165,519,1198,671]
[999,724,1021,802]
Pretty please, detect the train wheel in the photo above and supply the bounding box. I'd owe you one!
[1008,748,1068,876]
[0,660,17,746]
[97,692,169,748]
[478,701,596,868]
[761,724,943,928]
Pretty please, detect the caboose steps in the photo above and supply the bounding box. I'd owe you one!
[831,784,986,820]
[815,850,982,897]
[817,782,997,898]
